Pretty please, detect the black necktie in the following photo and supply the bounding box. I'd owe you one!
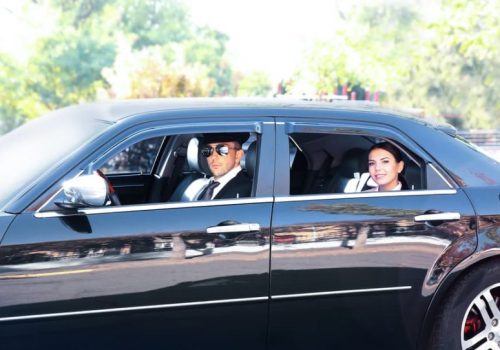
[199,181,220,200]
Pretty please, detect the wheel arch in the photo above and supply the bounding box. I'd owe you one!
[418,253,500,349]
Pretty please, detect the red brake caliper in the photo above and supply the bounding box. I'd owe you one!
[464,314,482,336]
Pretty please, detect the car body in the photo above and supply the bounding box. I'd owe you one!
[0,98,499,349]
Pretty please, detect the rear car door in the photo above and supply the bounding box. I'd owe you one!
[268,118,477,349]
[0,117,274,349]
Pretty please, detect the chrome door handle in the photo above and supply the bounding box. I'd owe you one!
[414,212,461,222]
[206,223,261,234]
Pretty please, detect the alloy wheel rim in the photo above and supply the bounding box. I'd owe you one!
[462,283,500,349]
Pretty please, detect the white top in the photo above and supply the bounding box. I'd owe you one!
[210,166,242,199]
[365,181,402,192]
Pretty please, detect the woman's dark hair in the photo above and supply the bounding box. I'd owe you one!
[368,141,409,190]
[368,141,403,162]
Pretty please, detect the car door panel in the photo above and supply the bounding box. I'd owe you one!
[268,119,477,349]
[0,201,272,348]
[107,174,154,204]
[269,191,476,349]
[0,119,275,349]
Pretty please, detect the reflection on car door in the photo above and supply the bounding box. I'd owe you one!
[268,121,477,350]
[0,122,275,349]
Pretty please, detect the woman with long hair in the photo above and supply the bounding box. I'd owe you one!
[367,142,408,191]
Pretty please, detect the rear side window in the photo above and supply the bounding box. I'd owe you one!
[289,132,449,195]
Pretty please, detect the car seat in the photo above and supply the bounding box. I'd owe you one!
[170,138,257,201]
[326,148,369,193]
[168,137,210,202]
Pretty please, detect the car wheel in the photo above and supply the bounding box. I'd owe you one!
[430,262,500,350]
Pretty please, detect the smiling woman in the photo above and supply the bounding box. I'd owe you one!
[367,141,406,191]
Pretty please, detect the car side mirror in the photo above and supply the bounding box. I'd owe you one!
[55,173,108,210]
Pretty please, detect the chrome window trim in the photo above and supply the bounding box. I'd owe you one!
[275,189,457,203]
[0,296,268,323]
[35,196,274,218]
[272,286,412,300]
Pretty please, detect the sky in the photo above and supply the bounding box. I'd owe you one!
[184,0,337,82]
[0,0,339,84]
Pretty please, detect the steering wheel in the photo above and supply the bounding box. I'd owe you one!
[95,170,121,206]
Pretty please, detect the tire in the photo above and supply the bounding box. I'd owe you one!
[429,261,500,350]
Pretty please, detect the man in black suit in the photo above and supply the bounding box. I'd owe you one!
[198,133,252,200]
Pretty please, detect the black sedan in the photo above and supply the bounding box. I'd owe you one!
[0,98,499,350]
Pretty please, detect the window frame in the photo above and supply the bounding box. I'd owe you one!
[275,119,455,199]
[99,136,166,176]
[36,119,275,217]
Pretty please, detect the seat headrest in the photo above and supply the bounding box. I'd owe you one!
[243,141,257,178]
[186,137,211,175]
[339,148,367,176]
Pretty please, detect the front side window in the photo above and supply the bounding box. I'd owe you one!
[97,132,258,205]
[42,130,260,211]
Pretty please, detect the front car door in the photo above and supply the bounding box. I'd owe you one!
[0,116,274,349]
[268,117,477,349]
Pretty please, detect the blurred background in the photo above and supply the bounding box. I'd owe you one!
[0,0,499,156]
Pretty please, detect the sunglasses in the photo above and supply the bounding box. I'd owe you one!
[201,144,239,157]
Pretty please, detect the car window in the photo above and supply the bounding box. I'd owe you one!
[100,136,165,175]
[288,132,449,195]
[41,131,260,211]
[102,132,259,205]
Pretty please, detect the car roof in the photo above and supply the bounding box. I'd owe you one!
[67,97,455,136]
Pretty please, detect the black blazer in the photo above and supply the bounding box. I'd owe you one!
[214,171,252,199]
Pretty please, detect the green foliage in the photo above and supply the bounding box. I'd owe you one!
[30,28,116,108]
[2,0,499,133]
[0,0,235,133]
[302,3,419,96]
[401,0,500,129]
[301,0,499,129]
[184,27,234,96]
[0,54,48,133]
[237,71,272,97]
[118,0,190,48]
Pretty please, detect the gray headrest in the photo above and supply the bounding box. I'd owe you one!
[340,148,367,176]
[187,138,202,172]
[243,141,257,178]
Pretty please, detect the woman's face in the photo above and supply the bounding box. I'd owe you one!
[368,148,404,191]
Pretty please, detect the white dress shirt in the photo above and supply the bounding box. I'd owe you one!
[209,166,242,199]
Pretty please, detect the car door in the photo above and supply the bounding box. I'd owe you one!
[268,119,477,350]
[0,118,274,349]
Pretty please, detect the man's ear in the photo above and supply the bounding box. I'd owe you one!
[235,148,244,164]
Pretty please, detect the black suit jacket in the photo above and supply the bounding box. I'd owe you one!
[213,171,252,199]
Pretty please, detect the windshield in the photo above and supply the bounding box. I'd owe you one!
[0,106,110,209]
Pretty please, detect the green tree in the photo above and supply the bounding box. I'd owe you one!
[29,28,116,108]
[302,0,500,129]
[185,27,233,96]
[302,3,419,97]
[400,0,500,129]
[0,54,48,133]
[0,0,235,133]
[236,71,272,97]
